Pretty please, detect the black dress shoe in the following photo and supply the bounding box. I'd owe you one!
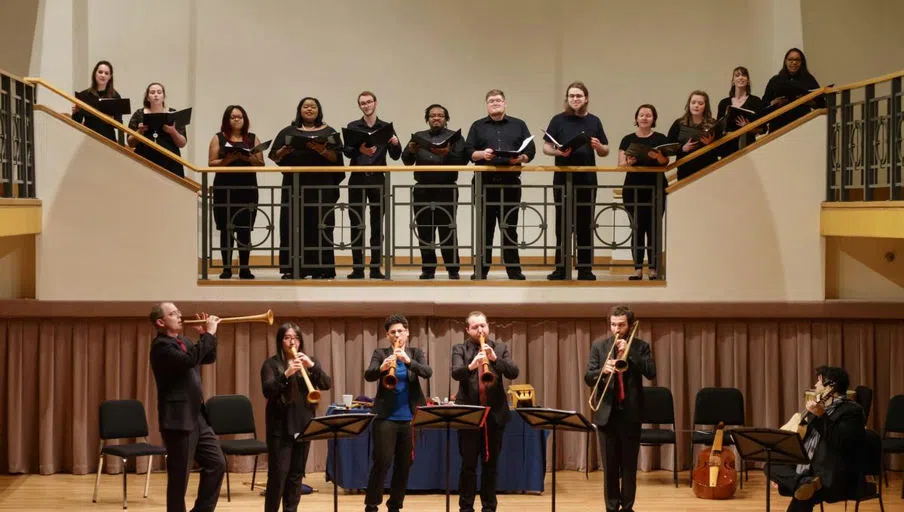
[546,269,566,280]
[347,269,365,279]
[239,270,255,280]
[628,273,642,280]
[419,272,435,280]
[507,272,526,280]
[219,269,232,279]
[448,271,460,280]
[281,273,292,280]
[370,270,386,279]
[470,273,487,280]
[577,270,596,281]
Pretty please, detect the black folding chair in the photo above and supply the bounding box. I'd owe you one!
[689,387,747,488]
[639,386,679,487]
[820,428,886,512]
[855,385,873,422]
[881,394,904,498]
[92,399,167,509]
[206,394,268,502]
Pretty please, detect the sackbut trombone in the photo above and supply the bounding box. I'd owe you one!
[588,320,639,412]
[479,335,496,387]
[289,345,321,404]
[182,309,274,326]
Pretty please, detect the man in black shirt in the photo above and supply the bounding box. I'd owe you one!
[465,89,535,280]
[402,104,468,279]
[344,91,401,279]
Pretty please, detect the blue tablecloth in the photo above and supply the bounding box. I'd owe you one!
[325,406,548,493]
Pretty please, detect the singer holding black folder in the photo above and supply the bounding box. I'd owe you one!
[402,104,468,280]
[261,322,332,512]
[762,48,823,132]
[71,60,123,143]
[269,97,345,280]
[127,82,188,178]
[343,91,401,280]
[667,90,719,181]
[715,66,764,157]
[618,104,670,281]
[207,105,262,280]
[465,89,535,280]
[541,81,609,281]
[363,314,432,512]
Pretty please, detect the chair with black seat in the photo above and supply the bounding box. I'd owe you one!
[206,394,268,502]
[639,386,679,487]
[855,385,873,422]
[92,399,167,509]
[881,394,904,497]
[819,428,886,512]
[689,387,747,488]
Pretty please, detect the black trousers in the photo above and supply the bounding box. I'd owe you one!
[214,185,258,272]
[265,435,311,512]
[481,181,521,276]
[365,419,413,511]
[458,415,505,512]
[764,463,827,512]
[597,410,641,512]
[552,181,596,272]
[348,173,384,270]
[413,184,459,274]
[622,187,663,272]
[160,416,226,512]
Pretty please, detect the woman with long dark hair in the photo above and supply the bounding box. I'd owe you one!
[127,82,188,177]
[261,322,332,512]
[715,66,764,157]
[72,60,123,142]
[208,105,262,280]
[762,48,823,132]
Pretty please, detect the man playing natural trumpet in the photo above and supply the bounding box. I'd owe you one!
[363,314,432,512]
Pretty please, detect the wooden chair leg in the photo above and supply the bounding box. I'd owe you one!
[144,455,153,498]
[92,442,104,503]
[122,458,128,510]
[251,455,258,490]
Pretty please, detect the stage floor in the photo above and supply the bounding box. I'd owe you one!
[0,470,897,511]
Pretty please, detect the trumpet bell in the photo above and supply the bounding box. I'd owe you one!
[382,374,398,389]
[307,389,322,404]
[614,359,629,372]
[481,371,496,385]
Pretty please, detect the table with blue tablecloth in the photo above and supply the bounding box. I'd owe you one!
[325,406,548,493]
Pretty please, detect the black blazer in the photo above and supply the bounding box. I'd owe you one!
[584,335,656,427]
[364,346,432,420]
[451,338,519,427]
[150,332,217,432]
[806,399,865,493]
[261,355,332,439]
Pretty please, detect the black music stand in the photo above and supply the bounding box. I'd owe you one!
[728,428,809,512]
[299,413,375,512]
[411,405,490,512]
[516,408,594,512]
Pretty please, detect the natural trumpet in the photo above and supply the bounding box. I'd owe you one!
[479,335,496,387]
[289,346,321,404]
[382,338,400,390]
[182,309,274,326]
[588,320,639,412]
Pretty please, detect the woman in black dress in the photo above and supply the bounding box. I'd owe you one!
[127,82,187,177]
[715,66,764,157]
[269,97,345,279]
[762,48,823,132]
[618,104,670,280]
[261,322,332,512]
[668,90,719,181]
[208,105,262,280]
[71,60,122,143]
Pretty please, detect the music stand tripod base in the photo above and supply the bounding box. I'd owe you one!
[728,427,810,512]
[300,413,375,512]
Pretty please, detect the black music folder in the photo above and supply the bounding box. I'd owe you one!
[677,123,718,143]
[143,108,192,131]
[624,141,680,158]
[285,132,343,151]
[342,122,395,148]
[492,135,534,158]
[224,139,272,155]
[74,92,131,116]
[541,129,591,152]
[410,129,462,149]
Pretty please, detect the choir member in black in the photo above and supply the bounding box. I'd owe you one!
[127,82,187,178]
[261,322,332,512]
[451,311,520,512]
[584,305,656,512]
[765,366,865,512]
[71,60,122,143]
[363,314,432,512]
[763,48,823,133]
[269,97,345,280]
[149,303,226,512]
[208,105,261,280]
[618,104,670,280]
[465,89,535,280]
[343,91,401,280]
[715,66,765,157]
[542,81,609,281]
[402,104,468,280]
[667,90,719,181]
